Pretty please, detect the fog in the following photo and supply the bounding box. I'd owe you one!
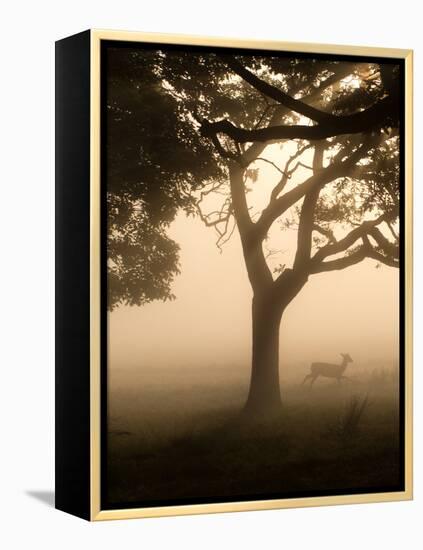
[108,219,400,503]
[109,142,399,383]
[109,203,399,384]
[105,55,401,507]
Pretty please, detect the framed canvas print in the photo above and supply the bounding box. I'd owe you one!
[55,29,413,521]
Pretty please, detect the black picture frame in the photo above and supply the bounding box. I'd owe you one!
[55,29,413,521]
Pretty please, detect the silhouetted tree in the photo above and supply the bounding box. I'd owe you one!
[106,46,400,416]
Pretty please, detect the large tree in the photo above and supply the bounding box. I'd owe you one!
[106,47,400,416]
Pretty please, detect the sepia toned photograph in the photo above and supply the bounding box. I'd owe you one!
[102,40,405,509]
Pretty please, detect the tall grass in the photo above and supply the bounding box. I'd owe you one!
[329,394,369,440]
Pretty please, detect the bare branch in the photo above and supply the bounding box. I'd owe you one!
[270,143,312,202]
[255,157,288,176]
[196,179,227,197]
[216,217,237,251]
[296,162,313,171]
[256,134,382,238]
[196,204,231,228]
[196,183,232,239]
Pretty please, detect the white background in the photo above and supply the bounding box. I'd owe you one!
[0,1,420,548]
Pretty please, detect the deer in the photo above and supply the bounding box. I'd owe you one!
[302,353,353,386]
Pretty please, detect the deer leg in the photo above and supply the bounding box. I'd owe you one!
[310,375,318,387]
[302,373,313,385]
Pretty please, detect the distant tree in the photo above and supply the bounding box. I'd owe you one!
[106,47,400,416]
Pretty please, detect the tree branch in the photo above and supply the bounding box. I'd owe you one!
[293,142,325,270]
[309,247,368,273]
[367,226,399,256]
[366,247,399,267]
[386,220,399,242]
[221,55,337,124]
[208,131,240,162]
[200,86,398,145]
[200,93,397,143]
[239,65,358,166]
[270,143,312,201]
[256,135,381,238]
[255,157,288,176]
[312,213,387,263]
[313,224,337,244]
[309,213,399,274]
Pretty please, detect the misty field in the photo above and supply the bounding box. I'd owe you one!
[106,365,401,506]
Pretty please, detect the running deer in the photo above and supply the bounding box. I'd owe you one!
[302,353,353,386]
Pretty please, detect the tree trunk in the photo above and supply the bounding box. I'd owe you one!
[244,295,284,417]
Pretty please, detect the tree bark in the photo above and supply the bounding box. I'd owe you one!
[244,294,284,417]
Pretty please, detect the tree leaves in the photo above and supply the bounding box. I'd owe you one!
[105,45,401,310]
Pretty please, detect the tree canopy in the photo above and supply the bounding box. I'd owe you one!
[105,45,400,310]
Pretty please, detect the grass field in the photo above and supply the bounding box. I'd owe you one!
[106,366,401,506]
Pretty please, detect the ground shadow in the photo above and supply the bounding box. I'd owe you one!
[26,490,55,508]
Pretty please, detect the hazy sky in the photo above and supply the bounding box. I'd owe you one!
[108,144,399,379]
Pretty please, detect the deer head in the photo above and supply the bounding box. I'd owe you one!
[341,353,353,364]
